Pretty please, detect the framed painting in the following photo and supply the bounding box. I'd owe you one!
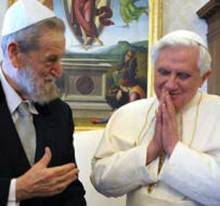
[8,0,163,130]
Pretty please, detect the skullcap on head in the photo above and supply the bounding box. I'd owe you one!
[160,30,207,48]
[1,0,55,36]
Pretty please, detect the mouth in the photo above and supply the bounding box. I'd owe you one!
[168,91,180,97]
[44,76,56,83]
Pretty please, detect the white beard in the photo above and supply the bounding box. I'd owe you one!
[14,66,60,104]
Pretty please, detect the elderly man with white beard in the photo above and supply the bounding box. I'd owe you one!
[0,0,86,206]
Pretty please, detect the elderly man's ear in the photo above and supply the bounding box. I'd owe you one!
[7,42,23,69]
[202,70,212,83]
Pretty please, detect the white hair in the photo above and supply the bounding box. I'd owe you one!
[151,30,212,76]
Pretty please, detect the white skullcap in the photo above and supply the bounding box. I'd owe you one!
[160,30,207,48]
[2,0,55,36]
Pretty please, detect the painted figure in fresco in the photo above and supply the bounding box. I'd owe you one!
[107,49,145,109]
[70,0,114,48]
[119,0,148,26]
[92,49,145,124]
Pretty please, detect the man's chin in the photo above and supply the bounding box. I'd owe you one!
[173,101,186,111]
[170,97,182,110]
[32,90,61,105]
[34,95,59,105]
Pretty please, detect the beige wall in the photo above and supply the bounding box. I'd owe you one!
[163,0,209,41]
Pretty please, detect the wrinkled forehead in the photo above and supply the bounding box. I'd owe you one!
[154,46,200,74]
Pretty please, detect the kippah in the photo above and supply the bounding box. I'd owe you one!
[2,0,55,36]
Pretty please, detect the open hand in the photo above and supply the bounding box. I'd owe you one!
[16,147,78,201]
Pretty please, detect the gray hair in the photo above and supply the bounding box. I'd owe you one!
[151,30,212,76]
[1,17,65,57]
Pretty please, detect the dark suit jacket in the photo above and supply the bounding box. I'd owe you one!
[0,82,86,206]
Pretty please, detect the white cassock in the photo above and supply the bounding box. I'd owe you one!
[90,91,220,206]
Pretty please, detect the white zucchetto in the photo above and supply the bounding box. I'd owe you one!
[159,30,207,49]
[2,0,55,36]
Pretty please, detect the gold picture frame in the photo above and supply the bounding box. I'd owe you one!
[148,0,163,97]
[8,0,53,9]
[7,0,163,131]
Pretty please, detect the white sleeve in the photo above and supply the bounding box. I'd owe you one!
[7,179,19,206]
[91,108,158,197]
[90,102,159,197]
[160,142,220,206]
[91,144,159,197]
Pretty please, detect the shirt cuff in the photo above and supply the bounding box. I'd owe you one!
[7,179,19,206]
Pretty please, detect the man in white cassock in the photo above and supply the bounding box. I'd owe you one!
[90,30,220,206]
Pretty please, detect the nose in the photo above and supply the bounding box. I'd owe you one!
[165,75,178,89]
[51,61,63,78]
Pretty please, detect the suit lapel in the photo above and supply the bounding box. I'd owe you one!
[33,103,57,164]
[0,78,64,170]
[0,82,30,176]
[0,81,57,175]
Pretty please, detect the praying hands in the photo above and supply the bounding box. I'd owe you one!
[146,90,180,165]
